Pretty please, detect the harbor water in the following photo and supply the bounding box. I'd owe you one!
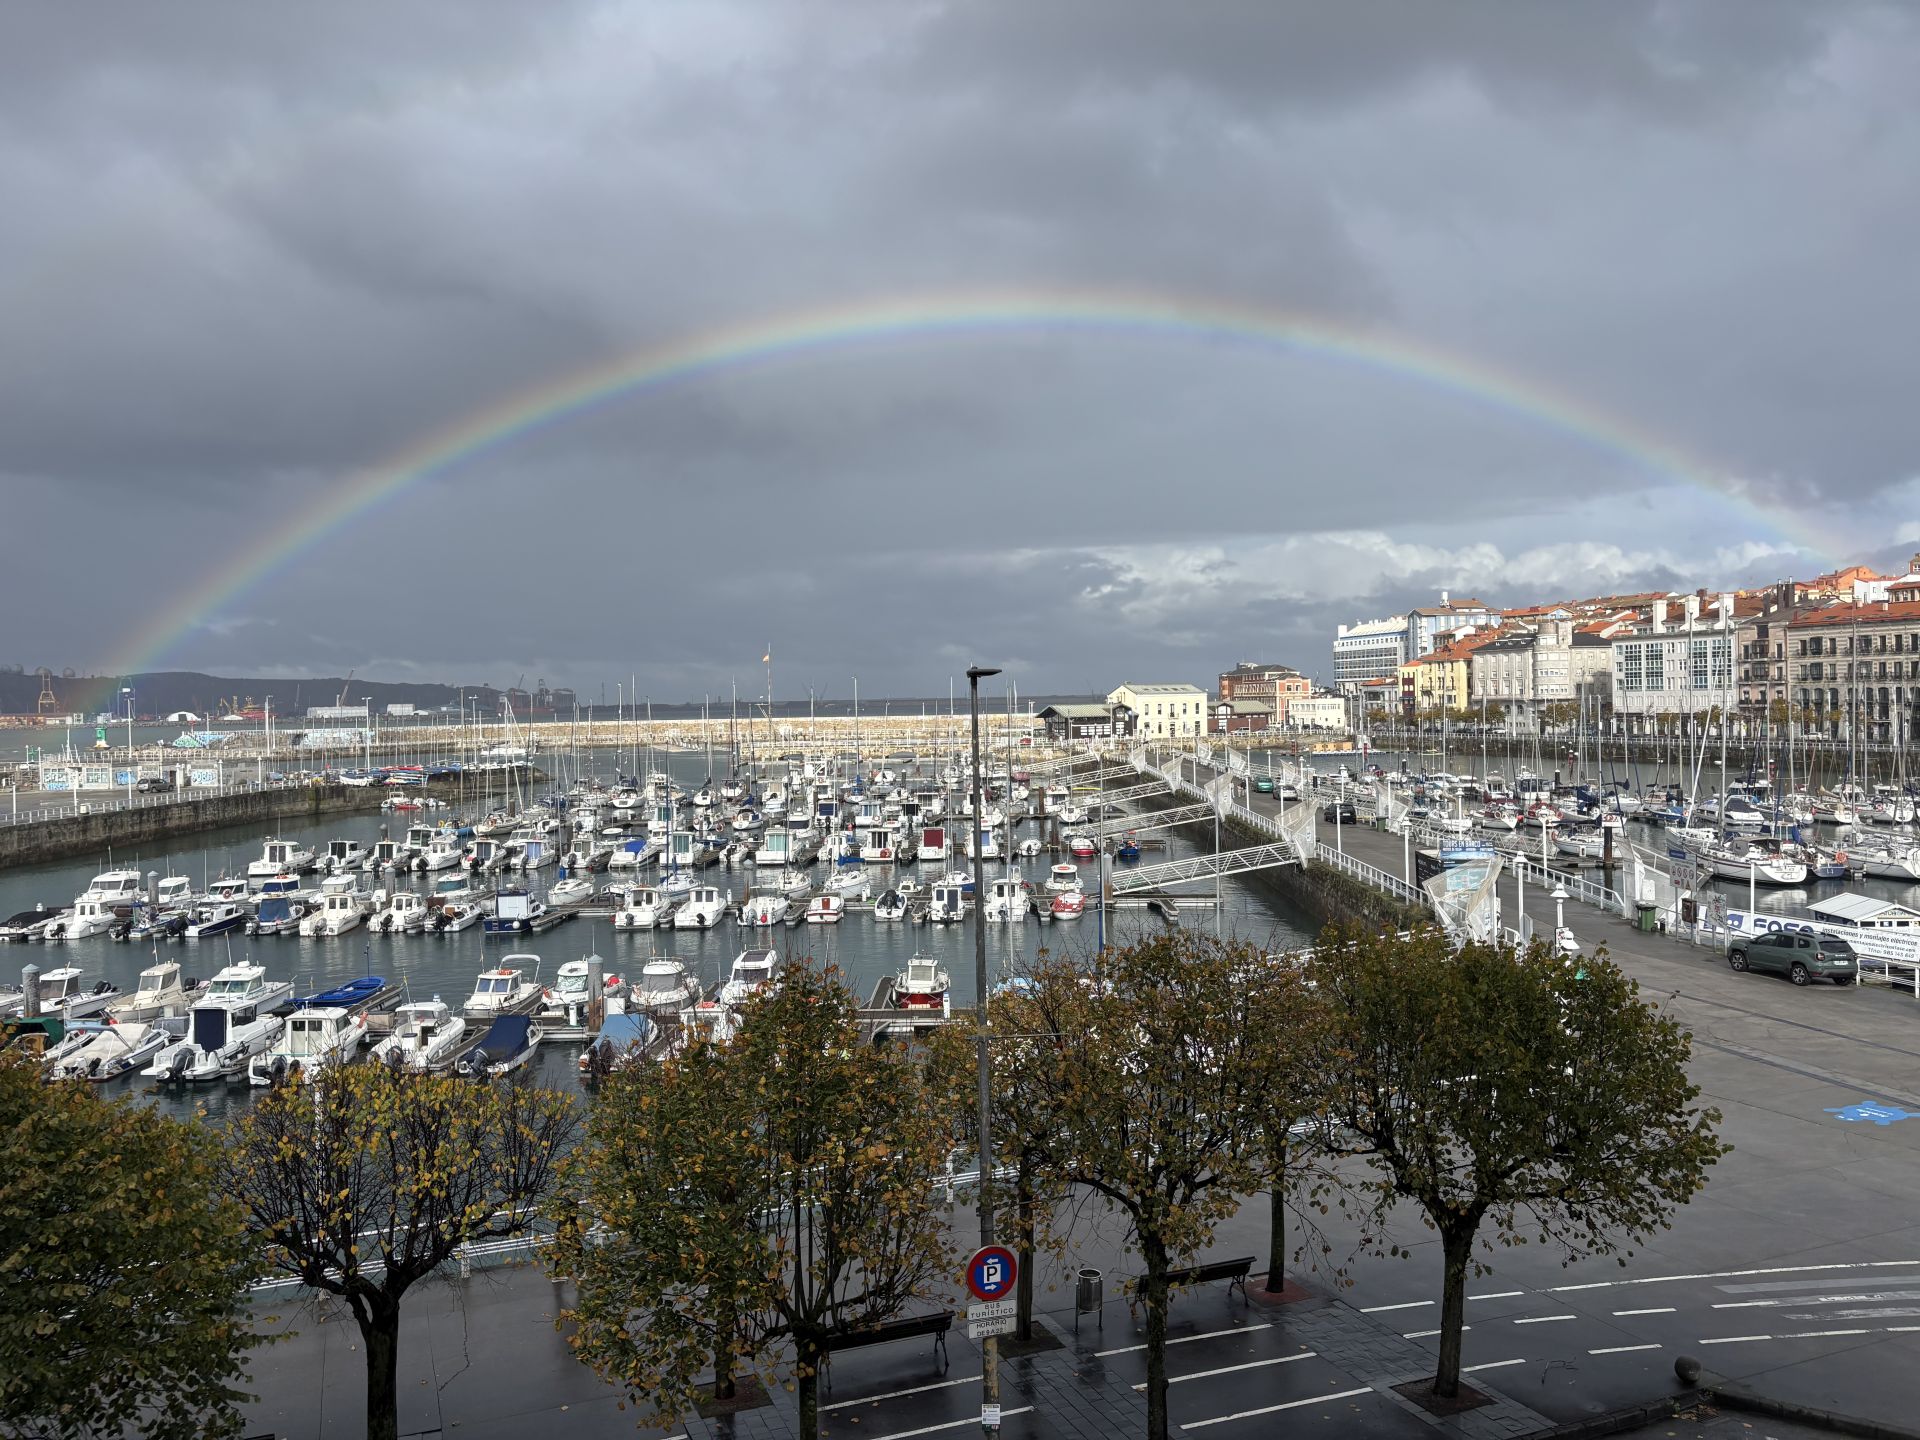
[2,747,1320,1124]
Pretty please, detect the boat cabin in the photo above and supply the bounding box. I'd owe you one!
[467,968,526,1012]
[327,839,365,865]
[284,1007,355,1059]
[83,870,144,902]
[155,876,194,908]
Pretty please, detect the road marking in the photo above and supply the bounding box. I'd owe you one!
[1131,1353,1316,1389]
[1403,1326,1467,1339]
[1613,1307,1676,1316]
[1775,1328,1870,1339]
[1699,1335,1772,1345]
[1471,1290,1524,1300]
[1589,1344,1662,1355]
[1550,1260,1920,1294]
[1095,1322,1273,1358]
[868,1408,1033,1440]
[822,1375,981,1411]
[1464,1358,1527,1372]
[1180,1387,1376,1430]
[1361,1300,1433,1313]
[1711,1301,1775,1309]
[1513,1314,1577,1324]
[1715,1291,1920,1309]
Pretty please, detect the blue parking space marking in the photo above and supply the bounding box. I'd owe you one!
[1825,1101,1919,1126]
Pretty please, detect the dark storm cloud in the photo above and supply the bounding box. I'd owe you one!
[3,1,1916,691]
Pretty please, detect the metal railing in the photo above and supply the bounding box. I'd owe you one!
[1313,842,1425,905]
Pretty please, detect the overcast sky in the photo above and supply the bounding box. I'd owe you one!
[6,1,1919,701]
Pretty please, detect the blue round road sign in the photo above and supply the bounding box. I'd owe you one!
[967,1245,1018,1302]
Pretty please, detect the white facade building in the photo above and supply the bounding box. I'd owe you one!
[1106,683,1206,739]
[1405,594,1498,660]
[1468,621,1614,722]
[1333,615,1408,687]
[1610,595,1736,725]
[1287,695,1349,730]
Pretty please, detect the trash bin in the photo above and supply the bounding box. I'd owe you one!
[1075,1267,1104,1334]
[1636,903,1657,934]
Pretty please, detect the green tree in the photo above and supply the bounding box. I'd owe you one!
[1311,926,1729,1399]
[1,1055,261,1440]
[560,962,954,1439]
[224,1065,578,1440]
[1002,936,1323,1440]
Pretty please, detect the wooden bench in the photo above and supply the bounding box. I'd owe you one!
[820,1310,953,1392]
[1125,1255,1255,1316]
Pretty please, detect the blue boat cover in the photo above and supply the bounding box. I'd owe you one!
[471,1014,533,1056]
[295,975,388,1007]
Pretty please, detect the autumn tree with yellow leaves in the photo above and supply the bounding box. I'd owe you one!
[224,1065,578,1440]
[557,961,954,1439]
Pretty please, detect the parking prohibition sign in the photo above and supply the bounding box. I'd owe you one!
[967,1245,1018,1303]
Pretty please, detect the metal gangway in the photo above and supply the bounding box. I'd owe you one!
[1080,801,1216,840]
[1107,839,1304,894]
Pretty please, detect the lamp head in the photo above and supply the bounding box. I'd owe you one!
[966,666,1001,682]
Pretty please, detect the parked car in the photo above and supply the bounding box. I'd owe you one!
[1727,931,1857,986]
[135,776,175,793]
[1321,801,1358,824]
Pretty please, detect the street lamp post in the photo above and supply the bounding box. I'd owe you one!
[1552,884,1570,953]
[122,688,134,803]
[966,664,1002,1435]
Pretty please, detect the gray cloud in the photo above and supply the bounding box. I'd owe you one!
[2,0,1915,692]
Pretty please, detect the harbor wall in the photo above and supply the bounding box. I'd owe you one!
[0,786,401,870]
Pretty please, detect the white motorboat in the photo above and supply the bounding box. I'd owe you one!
[323,838,366,872]
[613,886,676,930]
[184,902,250,939]
[53,895,130,940]
[805,894,845,924]
[434,900,485,932]
[873,889,908,922]
[372,891,430,934]
[105,960,197,1023]
[1046,864,1083,894]
[371,997,467,1071]
[674,885,728,929]
[419,835,466,872]
[248,838,317,880]
[984,876,1028,924]
[145,963,289,1082]
[300,880,370,937]
[779,870,813,898]
[538,957,620,1031]
[548,877,595,907]
[717,949,780,1008]
[462,958,544,1019]
[248,1005,365,1085]
[76,868,145,905]
[430,874,477,904]
[630,956,701,1015]
[859,824,899,864]
[927,883,967,924]
[822,870,871,902]
[916,825,949,864]
[1050,890,1086,922]
[739,888,791,927]
[48,1021,167,1082]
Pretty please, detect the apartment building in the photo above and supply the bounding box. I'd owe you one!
[1106,682,1206,739]
[1787,599,1920,742]
[1609,594,1737,728]
[1333,616,1407,687]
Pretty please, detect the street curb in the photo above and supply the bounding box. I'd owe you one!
[1704,1381,1920,1440]
[1515,1389,1703,1440]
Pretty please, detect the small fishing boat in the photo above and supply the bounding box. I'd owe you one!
[983,876,1027,924]
[291,975,388,1010]
[462,958,543,1019]
[1050,890,1086,921]
[247,1006,365,1086]
[1114,834,1140,862]
[455,1014,541,1078]
[629,956,701,1015]
[184,902,250,940]
[1066,834,1097,860]
[247,838,317,880]
[1046,864,1083,894]
[893,954,951,1013]
[548,877,595,907]
[927,882,967,924]
[674,885,728,929]
[370,998,466,1072]
[739,888,791,927]
[371,891,430,934]
[105,960,197,1023]
[48,1020,167,1083]
[873,889,908,922]
[613,886,676,930]
[805,894,845,924]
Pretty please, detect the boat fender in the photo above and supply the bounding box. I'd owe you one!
[1837,851,1848,865]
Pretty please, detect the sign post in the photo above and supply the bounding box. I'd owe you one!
[966,1246,1019,1413]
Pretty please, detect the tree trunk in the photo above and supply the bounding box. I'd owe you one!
[359,1297,403,1440]
[1433,1225,1476,1399]
[1264,1138,1287,1291]
[711,1294,737,1401]
[1142,1231,1172,1440]
[1015,1155,1036,1342]
[796,1335,821,1440]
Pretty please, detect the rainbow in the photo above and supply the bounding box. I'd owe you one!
[108,289,1832,676]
